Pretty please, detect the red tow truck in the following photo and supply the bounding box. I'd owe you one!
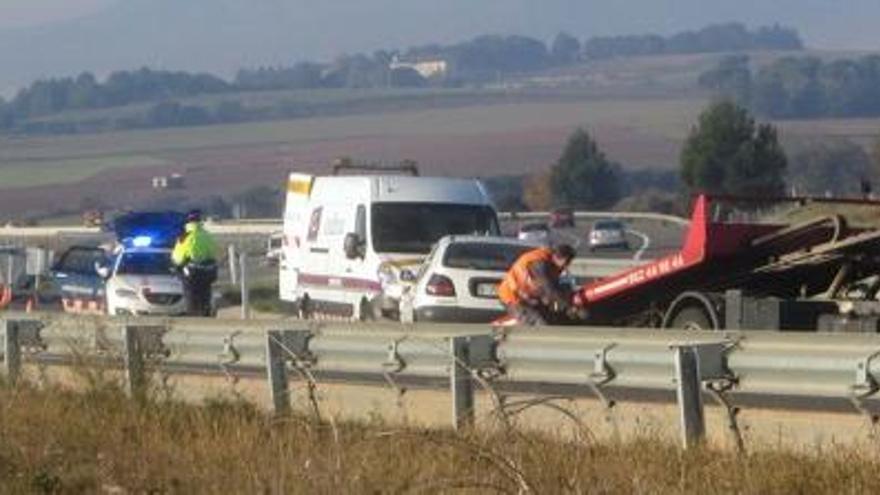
[571,194,880,331]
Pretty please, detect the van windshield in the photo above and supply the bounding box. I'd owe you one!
[372,203,499,254]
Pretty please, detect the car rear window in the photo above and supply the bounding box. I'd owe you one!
[520,223,548,232]
[594,220,623,230]
[442,242,534,271]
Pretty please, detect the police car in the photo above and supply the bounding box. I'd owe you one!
[52,212,187,316]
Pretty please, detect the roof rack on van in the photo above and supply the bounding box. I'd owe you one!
[331,157,420,177]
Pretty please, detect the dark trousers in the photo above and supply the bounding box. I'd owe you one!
[506,303,548,326]
[183,263,217,317]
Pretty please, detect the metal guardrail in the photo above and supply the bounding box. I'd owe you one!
[0,211,688,239]
[0,223,278,238]
[498,211,690,227]
[3,313,880,447]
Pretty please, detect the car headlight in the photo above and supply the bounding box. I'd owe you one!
[114,288,138,299]
[377,263,397,288]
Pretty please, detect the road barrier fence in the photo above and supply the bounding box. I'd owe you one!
[2,314,880,448]
[0,210,690,240]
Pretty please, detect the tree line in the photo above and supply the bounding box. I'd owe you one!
[0,69,230,121]
[0,22,802,135]
[582,23,801,60]
[700,54,880,118]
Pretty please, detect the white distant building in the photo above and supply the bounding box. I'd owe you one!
[151,173,185,190]
[389,55,449,79]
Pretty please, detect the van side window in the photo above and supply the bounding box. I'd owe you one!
[307,207,322,242]
[355,205,366,240]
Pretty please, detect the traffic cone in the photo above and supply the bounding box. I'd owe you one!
[0,286,11,310]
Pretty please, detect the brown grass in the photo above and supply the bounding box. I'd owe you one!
[1,371,879,495]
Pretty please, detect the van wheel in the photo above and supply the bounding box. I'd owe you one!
[357,298,375,322]
[299,293,313,320]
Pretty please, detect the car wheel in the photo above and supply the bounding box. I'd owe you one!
[357,298,374,322]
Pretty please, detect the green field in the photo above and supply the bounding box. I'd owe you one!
[0,155,167,189]
[26,87,500,125]
[0,96,705,163]
[3,50,880,218]
[5,93,880,192]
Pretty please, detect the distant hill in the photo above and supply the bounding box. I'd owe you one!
[3,0,880,95]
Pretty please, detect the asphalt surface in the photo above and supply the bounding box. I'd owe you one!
[500,216,687,261]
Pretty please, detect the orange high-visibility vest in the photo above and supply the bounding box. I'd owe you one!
[498,248,555,305]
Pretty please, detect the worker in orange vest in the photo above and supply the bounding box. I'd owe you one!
[498,244,576,325]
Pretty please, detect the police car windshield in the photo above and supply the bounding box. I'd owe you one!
[116,251,175,275]
[372,203,499,254]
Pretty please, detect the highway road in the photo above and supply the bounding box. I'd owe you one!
[2,214,688,316]
[500,216,687,261]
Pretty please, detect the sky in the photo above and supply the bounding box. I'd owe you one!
[0,0,115,29]
[0,0,879,96]
[0,0,876,47]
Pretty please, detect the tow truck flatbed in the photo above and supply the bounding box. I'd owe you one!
[577,195,880,331]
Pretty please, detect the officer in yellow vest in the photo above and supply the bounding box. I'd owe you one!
[172,210,218,316]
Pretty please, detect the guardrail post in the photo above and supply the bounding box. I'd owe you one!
[227,244,238,285]
[123,325,146,400]
[266,330,290,414]
[451,336,475,430]
[265,330,314,416]
[3,319,21,384]
[674,345,705,448]
[123,325,167,401]
[239,252,250,320]
[5,253,13,288]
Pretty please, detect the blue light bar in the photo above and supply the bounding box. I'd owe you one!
[131,236,152,248]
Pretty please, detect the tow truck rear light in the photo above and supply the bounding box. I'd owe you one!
[426,274,456,297]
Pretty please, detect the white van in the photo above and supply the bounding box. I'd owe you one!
[279,170,499,320]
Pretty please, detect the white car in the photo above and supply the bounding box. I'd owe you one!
[588,219,629,251]
[102,246,186,316]
[266,231,283,266]
[517,222,550,242]
[400,235,542,323]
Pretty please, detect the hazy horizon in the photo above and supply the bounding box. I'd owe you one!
[2,0,879,96]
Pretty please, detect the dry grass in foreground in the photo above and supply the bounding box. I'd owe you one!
[0,379,879,494]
